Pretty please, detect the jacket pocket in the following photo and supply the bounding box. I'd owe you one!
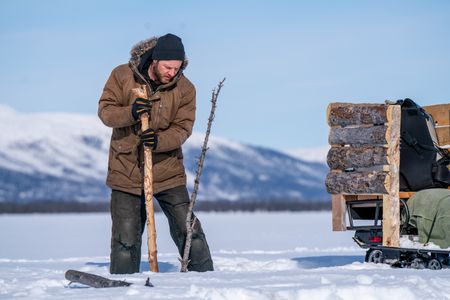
[109,139,139,179]
[153,155,185,184]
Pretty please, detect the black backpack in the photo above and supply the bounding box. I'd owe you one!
[398,98,450,191]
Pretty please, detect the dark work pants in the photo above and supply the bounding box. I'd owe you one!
[110,185,214,274]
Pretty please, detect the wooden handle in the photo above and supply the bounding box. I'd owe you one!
[134,87,159,272]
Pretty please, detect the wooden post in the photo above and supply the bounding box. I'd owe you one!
[332,194,346,231]
[382,105,400,247]
[133,87,159,272]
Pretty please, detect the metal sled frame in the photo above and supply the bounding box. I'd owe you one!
[345,199,383,230]
[346,198,450,269]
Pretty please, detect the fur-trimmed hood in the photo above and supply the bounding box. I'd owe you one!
[128,36,188,87]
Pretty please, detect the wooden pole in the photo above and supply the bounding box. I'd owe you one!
[133,87,159,272]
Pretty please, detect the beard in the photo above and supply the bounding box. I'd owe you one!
[151,63,171,84]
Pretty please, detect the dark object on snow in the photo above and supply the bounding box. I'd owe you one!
[145,277,154,287]
[65,269,132,288]
[398,98,450,191]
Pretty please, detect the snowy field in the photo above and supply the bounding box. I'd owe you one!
[1,211,450,299]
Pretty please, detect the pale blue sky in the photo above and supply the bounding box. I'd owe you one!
[1,0,450,149]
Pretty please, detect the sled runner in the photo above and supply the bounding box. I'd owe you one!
[326,100,450,269]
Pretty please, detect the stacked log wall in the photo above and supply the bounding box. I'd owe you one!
[326,103,400,196]
[326,103,401,247]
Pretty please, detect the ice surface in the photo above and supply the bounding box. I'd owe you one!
[1,211,450,299]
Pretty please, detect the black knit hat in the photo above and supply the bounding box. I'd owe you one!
[151,33,185,61]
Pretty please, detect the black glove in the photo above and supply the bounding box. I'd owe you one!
[131,98,151,120]
[140,128,158,150]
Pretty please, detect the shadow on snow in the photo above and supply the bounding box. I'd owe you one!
[85,261,178,273]
[292,255,364,269]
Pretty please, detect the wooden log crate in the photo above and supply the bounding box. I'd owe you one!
[326,102,450,248]
[424,104,450,148]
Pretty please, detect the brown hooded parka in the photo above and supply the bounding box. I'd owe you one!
[98,37,195,196]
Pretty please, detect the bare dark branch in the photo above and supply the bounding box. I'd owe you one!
[180,78,225,272]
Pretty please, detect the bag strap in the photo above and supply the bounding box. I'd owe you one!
[402,130,442,155]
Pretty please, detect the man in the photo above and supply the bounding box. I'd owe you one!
[98,33,214,274]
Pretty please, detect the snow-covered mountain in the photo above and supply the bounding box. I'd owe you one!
[0,105,328,202]
[283,146,329,163]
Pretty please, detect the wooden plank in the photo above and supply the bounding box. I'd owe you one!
[424,104,450,146]
[399,188,450,199]
[424,104,450,126]
[326,171,388,194]
[327,146,387,170]
[329,125,388,145]
[355,195,383,200]
[332,194,347,231]
[327,103,387,127]
[399,191,415,198]
[382,105,401,247]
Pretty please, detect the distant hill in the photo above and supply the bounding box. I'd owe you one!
[0,105,329,203]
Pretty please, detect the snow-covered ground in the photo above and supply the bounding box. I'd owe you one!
[1,212,449,299]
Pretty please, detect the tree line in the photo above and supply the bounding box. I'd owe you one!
[0,199,330,214]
